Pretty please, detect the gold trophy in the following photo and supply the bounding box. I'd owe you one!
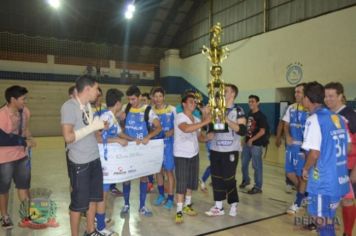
[202,23,229,131]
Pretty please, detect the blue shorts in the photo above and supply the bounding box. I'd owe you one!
[285,145,305,176]
[0,156,31,194]
[307,194,341,219]
[103,184,111,192]
[162,142,174,171]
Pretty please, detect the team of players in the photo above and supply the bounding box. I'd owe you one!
[0,76,354,236]
[60,77,355,236]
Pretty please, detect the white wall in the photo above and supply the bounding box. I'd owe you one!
[161,6,356,103]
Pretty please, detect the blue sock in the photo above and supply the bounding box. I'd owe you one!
[95,213,105,231]
[304,191,308,197]
[167,194,174,201]
[148,175,154,183]
[123,182,131,206]
[158,185,165,196]
[140,182,148,209]
[294,192,304,207]
[318,224,335,236]
[201,166,211,182]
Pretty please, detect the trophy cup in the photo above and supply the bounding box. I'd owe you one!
[202,23,229,131]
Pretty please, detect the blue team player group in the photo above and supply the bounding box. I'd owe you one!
[57,75,354,236]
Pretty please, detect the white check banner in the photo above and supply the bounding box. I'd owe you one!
[98,139,164,184]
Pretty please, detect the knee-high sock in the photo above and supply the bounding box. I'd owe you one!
[123,182,131,206]
[148,175,154,183]
[95,213,106,231]
[342,205,355,236]
[294,192,304,207]
[158,185,165,196]
[140,182,148,209]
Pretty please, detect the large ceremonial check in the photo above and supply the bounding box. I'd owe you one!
[98,139,164,184]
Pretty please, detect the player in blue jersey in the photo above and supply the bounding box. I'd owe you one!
[283,83,309,214]
[119,85,162,217]
[301,81,350,236]
[325,82,356,236]
[151,87,176,209]
[95,88,128,235]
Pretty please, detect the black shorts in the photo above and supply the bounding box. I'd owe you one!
[0,156,31,194]
[174,154,199,194]
[68,158,103,212]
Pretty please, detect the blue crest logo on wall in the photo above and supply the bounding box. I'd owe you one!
[286,62,303,85]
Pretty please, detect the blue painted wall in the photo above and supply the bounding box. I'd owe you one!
[159,76,209,103]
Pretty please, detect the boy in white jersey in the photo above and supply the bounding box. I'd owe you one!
[173,94,211,224]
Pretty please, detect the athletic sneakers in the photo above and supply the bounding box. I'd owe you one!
[286,203,300,214]
[83,230,105,236]
[205,206,225,216]
[120,205,130,216]
[97,228,118,236]
[175,211,183,224]
[229,205,237,217]
[163,199,174,210]
[1,215,14,230]
[153,195,165,206]
[183,204,198,216]
[139,206,153,217]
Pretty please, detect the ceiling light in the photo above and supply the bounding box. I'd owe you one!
[125,11,133,20]
[47,0,61,9]
[127,4,135,13]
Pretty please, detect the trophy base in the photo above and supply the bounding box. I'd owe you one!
[214,123,225,130]
[208,123,228,133]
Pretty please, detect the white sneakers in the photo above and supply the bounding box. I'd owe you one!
[229,205,237,217]
[97,228,118,236]
[205,206,225,216]
[286,203,300,214]
[205,205,237,217]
